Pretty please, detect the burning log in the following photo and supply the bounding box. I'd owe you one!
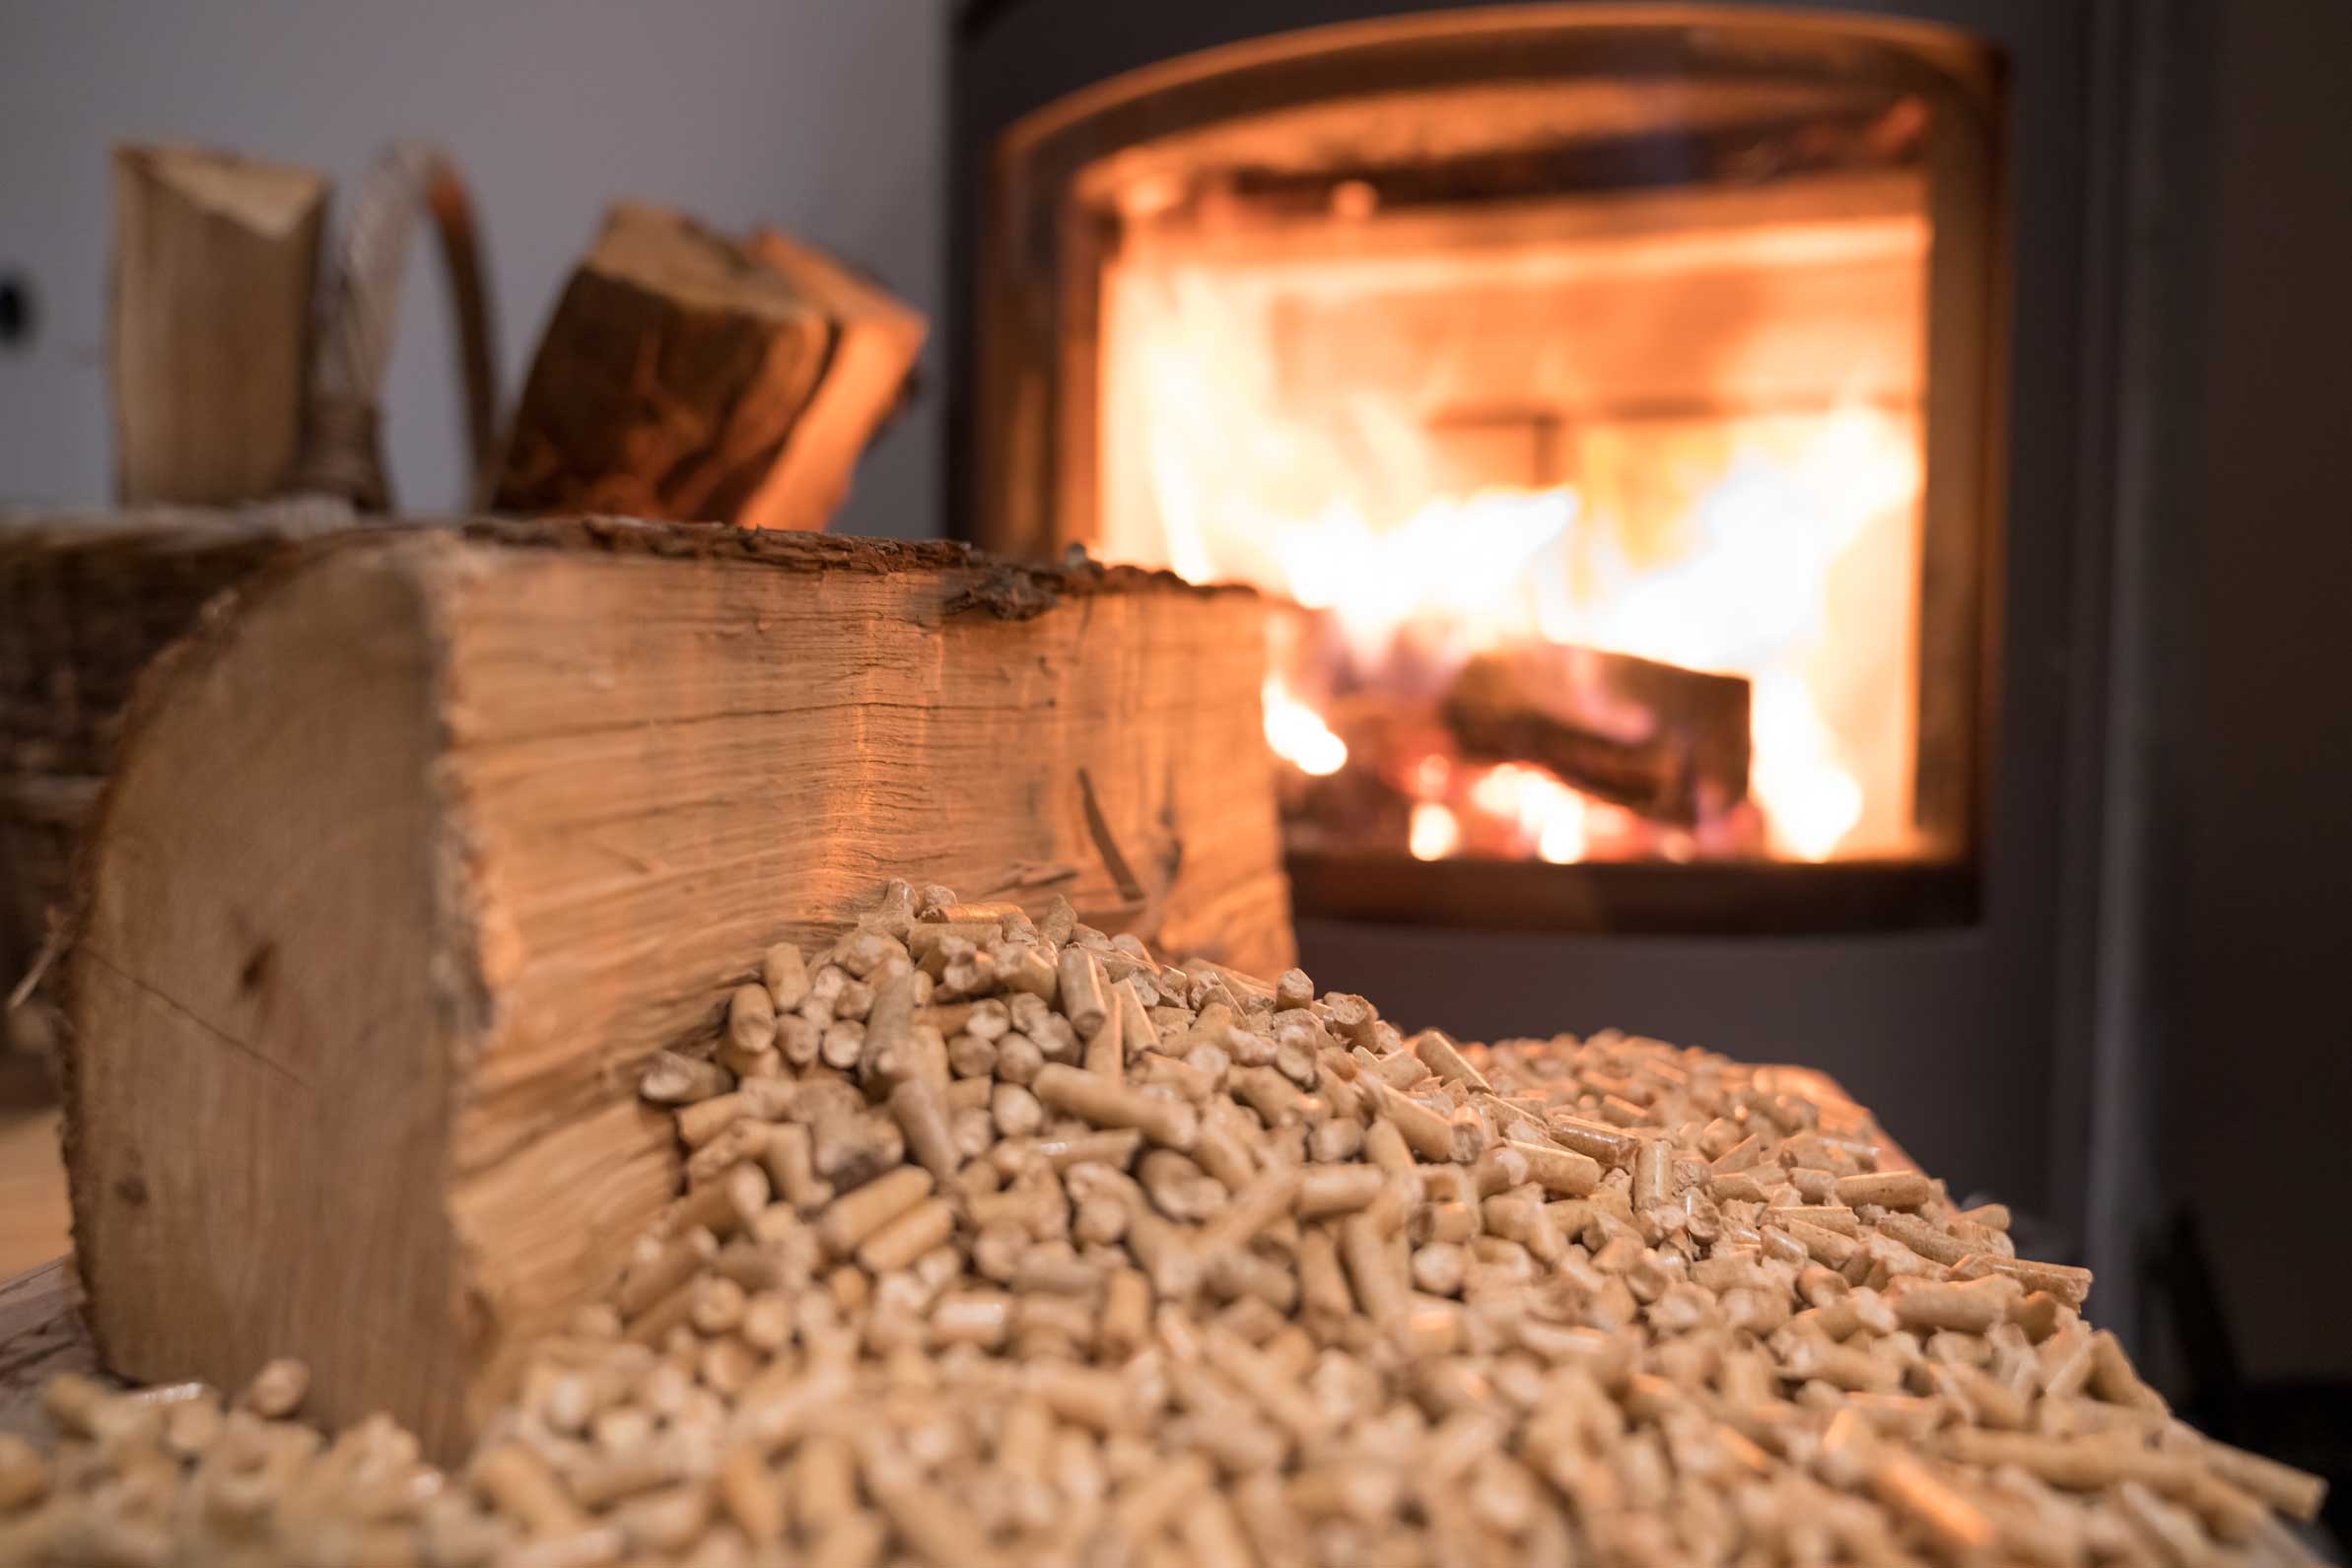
[492,204,925,531]
[62,518,1288,1453]
[1442,643,1751,826]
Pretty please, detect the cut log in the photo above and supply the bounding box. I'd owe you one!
[110,145,328,505]
[492,205,828,524]
[741,229,927,533]
[492,205,924,531]
[64,518,1289,1457]
[1441,644,1751,825]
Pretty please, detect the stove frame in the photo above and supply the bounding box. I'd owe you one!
[951,0,2189,1339]
[967,8,2007,936]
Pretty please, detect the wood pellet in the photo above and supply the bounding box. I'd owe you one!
[2,881,2328,1565]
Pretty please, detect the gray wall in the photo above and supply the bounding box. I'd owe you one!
[0,0,945,537]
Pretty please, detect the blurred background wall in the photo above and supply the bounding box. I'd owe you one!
[2164,0,2352,1392]
[0,0,946,536]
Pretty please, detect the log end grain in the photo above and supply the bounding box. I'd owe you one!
[67,537,485,1456]
[62,520,1290,1455]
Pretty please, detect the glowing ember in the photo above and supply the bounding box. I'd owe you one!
[1262,676,1349,777]
[1408,753,1452,801]
[1409,801,1462,861]
[1538,808,1588,865]
[1470,763,1588,863]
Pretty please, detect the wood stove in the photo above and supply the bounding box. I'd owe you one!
[954,0,2178,1324]
[973,11,2002,939]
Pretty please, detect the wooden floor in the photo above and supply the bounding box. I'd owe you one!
[0,1059,71,1278]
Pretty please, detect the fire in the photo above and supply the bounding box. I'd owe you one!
[1100,222,1928,866]
[1269,489,1579,676]
[1408,802,1462,861]
[1469,764,1591,865]
[1262,676,1349,777]
[1752,670,1867,862]
[1527,404,1923,860]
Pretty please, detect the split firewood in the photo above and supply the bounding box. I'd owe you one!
[9,885,2326,1565]
[742,229,927,533]
[492,203,925,531]
[1443,642,1752,824]
[63,518,1287,1456]
[110,145,328,505]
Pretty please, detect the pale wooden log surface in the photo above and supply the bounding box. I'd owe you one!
[64,519,1288,1457]
[110,145,327,504]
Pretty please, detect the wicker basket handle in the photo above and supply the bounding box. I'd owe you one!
[288,143,501,511]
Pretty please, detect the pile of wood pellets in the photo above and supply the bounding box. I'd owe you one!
[2,882,2328,1565]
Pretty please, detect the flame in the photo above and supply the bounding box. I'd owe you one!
[1470,763,1591,864]
[1538,809,1589,865]
[1109,240,1926,865]
[1752,670,1865,861]
[1409,802,1462,861]
[1270,489,1579,675]
[1528,405,1923,859]
[1262,676,1349,777]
